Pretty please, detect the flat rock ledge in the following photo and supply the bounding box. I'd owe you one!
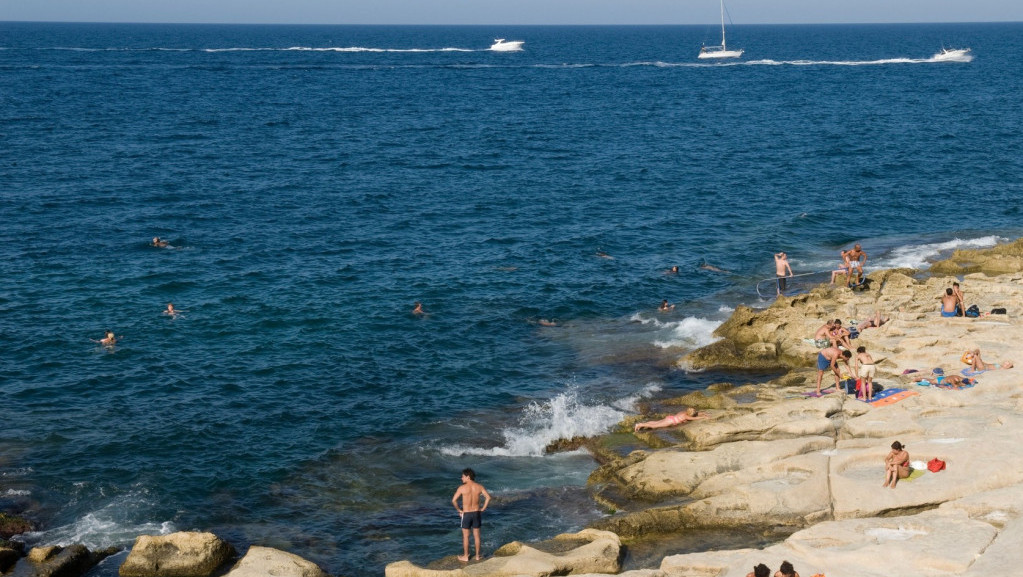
[581,262,1023,575]
[385,529,621,577]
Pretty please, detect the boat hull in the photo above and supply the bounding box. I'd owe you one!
[698,48,744,59]
[490,40,524,52]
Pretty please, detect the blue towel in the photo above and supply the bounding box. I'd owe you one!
[962,368,986,377]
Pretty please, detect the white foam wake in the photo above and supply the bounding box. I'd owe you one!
[18,492,174,550]
[630,313,722,350]
[879,235,1005,270]
[442,388,650,458]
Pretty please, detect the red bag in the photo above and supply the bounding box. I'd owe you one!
[928,458,946,472]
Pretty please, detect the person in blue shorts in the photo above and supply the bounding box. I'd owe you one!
[940,288,959,317]
[452,468,492,562]
[815,346,852,395]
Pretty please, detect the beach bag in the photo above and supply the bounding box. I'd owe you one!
[848,327,860,339]
[991,307,1007,315]
[841,378,856,394]
[965,305,981,318]
[927,458,946,472]
[873,383,883,395]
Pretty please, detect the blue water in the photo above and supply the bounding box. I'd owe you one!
[2,22,1022,576]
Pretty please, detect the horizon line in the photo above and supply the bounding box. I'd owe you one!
[2,19,1021,27]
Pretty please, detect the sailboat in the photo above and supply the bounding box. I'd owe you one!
[698,0,743,59]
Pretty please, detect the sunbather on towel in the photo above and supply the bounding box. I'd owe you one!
[962,348,1013,371]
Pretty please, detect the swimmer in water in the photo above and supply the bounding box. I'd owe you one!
[659,299,675,312]
[95,330,118,348]
[152,237,169,248]
[412,302,424,315]
[699,262,730,274]
[596,250,613,259]
[665,265,680,275]
[163,303,178,317]
[538,319,558,327]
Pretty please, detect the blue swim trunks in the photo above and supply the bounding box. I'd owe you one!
[817,352,831,371]
[940,306,959,318]
[460,511,482,529]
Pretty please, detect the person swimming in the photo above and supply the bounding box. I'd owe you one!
[163,303,179,318]
[151,236,169,248]
[95,330,118,348]
[412,302,424,315]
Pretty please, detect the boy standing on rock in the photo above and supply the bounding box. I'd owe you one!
[452,468,492,562]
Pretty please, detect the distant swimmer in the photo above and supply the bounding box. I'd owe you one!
[538,319,558,327]
[699,261,730,274]
[163,303,179,318]
[664,265,680,275]
[412,302,424,315]
[151,236,170,248]
[94,330,119,348]
[596,250,614,260]
[659,299,675,312]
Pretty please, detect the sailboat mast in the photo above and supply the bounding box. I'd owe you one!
[719,0,727,49]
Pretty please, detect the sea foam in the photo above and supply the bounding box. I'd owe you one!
[880,236,1005,270]
[441,389,632,458]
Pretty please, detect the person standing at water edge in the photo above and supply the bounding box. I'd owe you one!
[774,252,792,296]
[452,468,491,562]
[846,244,867,285]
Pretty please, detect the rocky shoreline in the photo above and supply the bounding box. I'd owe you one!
[387,239,1023,577]
[5,240,1023,577]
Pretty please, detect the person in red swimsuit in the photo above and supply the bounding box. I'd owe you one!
[883,441,910,488]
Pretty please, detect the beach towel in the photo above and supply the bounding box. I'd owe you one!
[802,389,835,398]
[903,468,927,482]
[867,388,919,407]
[962,368,986,377]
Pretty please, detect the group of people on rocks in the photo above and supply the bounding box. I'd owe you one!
[747,560,808,577]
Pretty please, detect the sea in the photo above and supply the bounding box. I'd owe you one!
[2,21,1022,577]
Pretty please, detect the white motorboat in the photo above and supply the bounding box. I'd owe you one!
[698,0,743,59]
[490,39,524,52]
[933,47,972,62]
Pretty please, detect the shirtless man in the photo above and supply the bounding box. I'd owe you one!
[952,282,965,316]
[452,468,492,562]
[816,346,852,395]
[940,288,959,317]
[813,320,834,348]
[774,252,793,296]
[151,236,169,248]
[845,244,867,285]
[412,302,424,315]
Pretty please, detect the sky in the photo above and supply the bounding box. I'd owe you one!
[1,0,1021,25]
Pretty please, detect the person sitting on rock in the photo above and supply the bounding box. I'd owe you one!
[812,320,834,348]
[775,561,800,577]
[884,441,910,489]
[747,564,771,577]
[634,407,709,432]
[828,319,852,350]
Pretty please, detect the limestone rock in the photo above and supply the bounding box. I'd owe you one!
[0,513,33,539]
[119,532,235,577]
[223,546,327,577]
[384,529,620,577]
[8,544,110,577]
